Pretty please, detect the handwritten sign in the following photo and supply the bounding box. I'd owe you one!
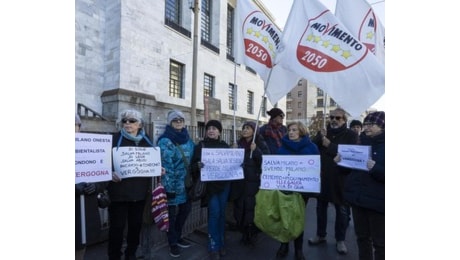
[112,146,162,178]
[337,144,371,171]
[260,155,321,193]
[75,133,113,184]
[201,148,244,181]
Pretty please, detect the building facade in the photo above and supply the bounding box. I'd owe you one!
[75,0,285,141]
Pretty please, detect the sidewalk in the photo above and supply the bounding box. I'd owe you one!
[85,199,358,259]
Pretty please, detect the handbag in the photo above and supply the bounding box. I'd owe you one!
[188,176,207,201]
[151,184,169,232]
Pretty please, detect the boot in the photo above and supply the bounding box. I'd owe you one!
[276,243,289,258]
[294,242,305,260]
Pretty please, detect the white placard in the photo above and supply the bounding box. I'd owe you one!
[201,148,244,181]
[112,146,162,178]
[260,155,321,193]
[337,144,371,171]
[75,133,113,184]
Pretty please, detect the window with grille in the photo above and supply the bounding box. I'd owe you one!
[247,91,254,114]
[298,91,302,97]
[203,73,215,97]
[229,83,237,110]
[317,98,324,107]
[226,5,234,60]
[261,97,267,117]
[165,0,181,24]
[317,88,324,96]
[201,0,211,42]
[169,60,184,98]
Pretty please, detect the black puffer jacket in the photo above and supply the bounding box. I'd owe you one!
[107,132,153,202]
[344,132,385,213]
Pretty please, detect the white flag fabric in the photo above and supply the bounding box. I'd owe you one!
[234,0,300,105]
[335,0,385,64]
[276,0,385,117]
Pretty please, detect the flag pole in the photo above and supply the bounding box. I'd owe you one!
[232,62,237,147]
[323,93,328,129]
[80,194,86,245]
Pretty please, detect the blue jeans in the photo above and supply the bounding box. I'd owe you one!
[167,200,192,246]
[315,198,351,241]
[207,183,230,252]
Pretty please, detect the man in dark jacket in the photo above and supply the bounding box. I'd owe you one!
[309,108,358,255]
[342,111,385,260]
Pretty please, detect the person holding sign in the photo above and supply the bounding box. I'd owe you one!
[231,121,270,248]
[75,114,106,260]
[309,108,358,255]
[338,111,385,260]
[274,121,319,260]
[190,120,230,260]
[157,110,195,258]
[107,109,155,260]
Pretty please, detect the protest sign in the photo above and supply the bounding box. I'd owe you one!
[112,146,162,178]
[337,144,371,171]
[260,155,321,193]
[75,133,113,183]
[201,148,244,181]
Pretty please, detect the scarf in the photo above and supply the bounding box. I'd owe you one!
[238,137,253,150]
[263,119,285,148]
[116,128,154,150]
[158,125,190,145]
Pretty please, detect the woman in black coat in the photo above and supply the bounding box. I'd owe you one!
[339,111,385,260]
[231,121,270,247]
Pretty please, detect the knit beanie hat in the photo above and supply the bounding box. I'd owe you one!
[267,108,284,118]
[364,111,385,129]
[167,110,185,125]
[242,121,257,132]
[205,119,222,132]
[349,120,362,128]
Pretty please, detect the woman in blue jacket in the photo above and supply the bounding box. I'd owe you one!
[275,121,319,260]
[157,110,195,258]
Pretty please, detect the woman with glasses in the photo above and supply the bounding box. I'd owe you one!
[107,109,156,260]
[157,110,195,258]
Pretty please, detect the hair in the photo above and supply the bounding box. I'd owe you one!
[115,109,144,130]
[287,121,309,137]
[332,108,349,122]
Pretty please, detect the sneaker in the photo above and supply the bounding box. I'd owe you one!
[177,239,191,248]
[308,236,327,245]
[336,241,348,254]
[169,245,181,258]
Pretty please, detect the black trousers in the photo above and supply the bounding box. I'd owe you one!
[351,205,385,260]
[107,200,145,260]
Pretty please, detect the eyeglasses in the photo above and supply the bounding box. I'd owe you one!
[363,122,375,127]
[122,118,138,124]
[171,118,184,123]
[329,116,342,120]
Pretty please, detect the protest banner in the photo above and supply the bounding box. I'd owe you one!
[337,144,371,171]
[112,146,162,178]
[75,133,113,183]
[200,148,244,181]
[260,155,321,193]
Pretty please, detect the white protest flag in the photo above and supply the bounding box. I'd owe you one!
[276,0,385,117]
[335,0,385,64]
[234,0,300,104]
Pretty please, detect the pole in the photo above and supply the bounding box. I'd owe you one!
[191,0,200,127]
[232,62,237,146]
[80,194,86,244]
[323,93,328,129]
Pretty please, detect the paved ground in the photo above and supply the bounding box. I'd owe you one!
[85,198,358,260]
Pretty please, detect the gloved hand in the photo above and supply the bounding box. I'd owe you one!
[75,182,86,195]
[83,183,96,195]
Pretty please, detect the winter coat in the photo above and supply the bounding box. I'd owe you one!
[107,132,153,202]
[232,134,270,228]
[157,136,195,205]
[312,124,358,204]
[190,137,230,207]
[344,132,385,213]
